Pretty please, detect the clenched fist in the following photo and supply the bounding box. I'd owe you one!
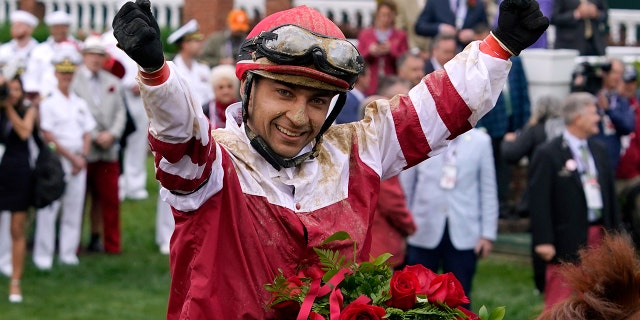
[112,0,164,71]
[493,0,550,56]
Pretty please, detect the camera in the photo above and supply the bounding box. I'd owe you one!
[570,61,603,95]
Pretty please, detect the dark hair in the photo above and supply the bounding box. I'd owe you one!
[429,33,457,53]
[377,0,397,14]
[7,76,26,114]
[377,75,411,97]
[537,232,640,320]
[396,48,422,70]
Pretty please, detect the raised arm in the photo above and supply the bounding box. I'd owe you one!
[113,0,218,210]
[360,0,549,179]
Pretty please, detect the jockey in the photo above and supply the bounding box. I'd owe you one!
[113,0,548,318]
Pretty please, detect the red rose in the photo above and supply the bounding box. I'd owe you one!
[427,273,470,308]
[271,300,301,319]
[388,270,420,310]
[402,264,438,295]
[467,0,476,8]
[285,275,304,296]
[302,265,325,280]
[309,311,326,320]
[339,302,386,320]
[269,275,304,318]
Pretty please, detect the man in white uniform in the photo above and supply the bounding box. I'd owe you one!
[22,11,80,98]
[167,19,213,105]
[32,45,96,270]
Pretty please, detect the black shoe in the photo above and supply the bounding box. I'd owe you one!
[87,235,104,253]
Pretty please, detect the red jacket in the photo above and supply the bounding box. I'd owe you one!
[139,37,512,319]
[369,176,416,268]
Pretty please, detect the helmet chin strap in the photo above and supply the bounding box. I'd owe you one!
[241,72,347,170]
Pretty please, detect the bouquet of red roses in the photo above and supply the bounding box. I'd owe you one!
[265,232,505,320]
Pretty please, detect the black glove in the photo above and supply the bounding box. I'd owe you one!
[112,0,164,71]
[493,0,550,56]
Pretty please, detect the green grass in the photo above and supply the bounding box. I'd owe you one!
[0,157,543,319]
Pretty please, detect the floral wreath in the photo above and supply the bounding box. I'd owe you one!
[265,232,505,320]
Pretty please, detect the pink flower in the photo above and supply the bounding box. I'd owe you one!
[565,159,577,171]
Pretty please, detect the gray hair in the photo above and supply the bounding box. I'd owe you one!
[562,92,597,125]
[209,64,239,90]
[529,94,563,125]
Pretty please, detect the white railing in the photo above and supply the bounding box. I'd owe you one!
[4,0,184,33]
[0,1,637,46]
[609,9,640,46]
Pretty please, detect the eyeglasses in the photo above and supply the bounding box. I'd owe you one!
[240,24,364,87]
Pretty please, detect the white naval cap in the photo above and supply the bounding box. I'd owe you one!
[82,35,107,55]
[167,19,203,45]
[51,43,82,73]
[10,10,39,28]
[45,10,72,26]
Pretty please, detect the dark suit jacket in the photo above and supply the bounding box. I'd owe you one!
[476,56,530,138]
[423,57,438,75]
[528,136,621,263]
[552,0,608,56]
[415,0,488,48]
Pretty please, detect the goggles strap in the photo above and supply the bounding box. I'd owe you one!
[245,125,314,170]
[313,92,347,152]
[241,73,254,123]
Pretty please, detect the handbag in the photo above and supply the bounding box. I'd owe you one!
[32,133,66,209]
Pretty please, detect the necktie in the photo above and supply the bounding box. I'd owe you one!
[580,144,602,219]
[580,0,593,39]
[580,144,591,176]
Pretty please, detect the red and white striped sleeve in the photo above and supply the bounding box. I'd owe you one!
[359,35,512,179]
[138,62,223,210]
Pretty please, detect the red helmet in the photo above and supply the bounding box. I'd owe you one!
[236,6,362,92]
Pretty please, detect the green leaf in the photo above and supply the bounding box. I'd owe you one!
[488,306,506,320]
[478,305,489,320]
[319,231,352,246]
[372,253,393,265]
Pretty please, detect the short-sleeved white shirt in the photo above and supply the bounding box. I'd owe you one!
[39,88,97,153]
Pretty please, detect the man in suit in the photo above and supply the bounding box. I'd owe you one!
[397,49,426,87]
[415,0,488,50]
[529,92,622,310]
[424,33,458,75]
[552,0,608,56]
[400,128,498,307]
[72,36,126,254]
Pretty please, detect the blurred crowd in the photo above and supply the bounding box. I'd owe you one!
[1,0,639,316]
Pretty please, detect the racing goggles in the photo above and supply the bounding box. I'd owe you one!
[241,24,364,87]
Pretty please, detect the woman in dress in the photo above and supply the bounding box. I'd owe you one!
[356,0,408,96]
[0,75,36,303]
